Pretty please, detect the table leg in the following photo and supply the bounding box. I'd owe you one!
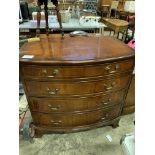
[109,30,115,36]
[55,4,64,39]
[100,27,104,35]
[36,1,41,37]
[122,30,126,41]
[132,29,135,38]
[124,29,128,42]
[117,32,119,39]
[113,31,116,36]
[109,31,111,36]
[44,1,49,36]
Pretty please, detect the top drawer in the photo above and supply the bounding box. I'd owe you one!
[20,60,134,79]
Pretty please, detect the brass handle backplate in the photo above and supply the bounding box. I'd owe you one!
[42,69,59,77]
[105,64,119,74]
[48,104,60,110]
[101,117,106,120]
[51,120,62,125]
[52,69,59,75]
[46,87,59,95]
[42,69,47,74]
[101,114,108,120]
[104,82,116,91]
[101,98,111,105]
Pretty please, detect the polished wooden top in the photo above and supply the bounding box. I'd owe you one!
[103,18,129,27]
[19,34,134,65]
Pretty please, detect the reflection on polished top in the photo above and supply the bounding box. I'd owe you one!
[19,34,134,64]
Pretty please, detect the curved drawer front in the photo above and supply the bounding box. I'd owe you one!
[32,105,121,127]
[21,60,134,79]
[26,75,130,96]
[29,90,124,113]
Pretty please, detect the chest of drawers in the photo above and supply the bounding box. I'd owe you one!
[19,34,134,137]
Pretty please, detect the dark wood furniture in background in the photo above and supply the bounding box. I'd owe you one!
[19,34,134,137]
[102,18,128,40]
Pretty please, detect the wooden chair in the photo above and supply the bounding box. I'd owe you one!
[117,15,135,42]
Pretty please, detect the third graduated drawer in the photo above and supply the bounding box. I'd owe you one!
[29,90,124,113]
[25,74,130,97]
[21,59,134,79]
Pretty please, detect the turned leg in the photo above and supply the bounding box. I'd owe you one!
[44,1,49,35]
[117,32,119,39]
[55,4,64,39]
[111,120,119,128]
[36,1,41,37]
[123,29,128,42]
[113,31,116,36]
[109,31,111,36]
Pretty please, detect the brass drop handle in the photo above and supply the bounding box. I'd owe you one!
[101,98,111,105]
[53,69,59,75]
[104,82,116,91]
[101,117,106,120]
[105,64,119,74]
[42,69,59,77]
[42,69,47,74]
[48,69,59,77]
[48,104,60,110]
[46,87,59,95]
[51,120,62,125]
[101,114,108,120]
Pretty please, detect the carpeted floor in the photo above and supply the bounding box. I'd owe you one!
[19,113,134,155]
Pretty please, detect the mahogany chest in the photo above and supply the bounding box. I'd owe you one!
[19,34,134,137]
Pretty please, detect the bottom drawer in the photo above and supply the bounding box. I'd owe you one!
[32,105,121,127]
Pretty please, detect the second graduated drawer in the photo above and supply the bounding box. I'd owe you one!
[29,90,124,113]
[25,75,130,96]
[21,59,134,79]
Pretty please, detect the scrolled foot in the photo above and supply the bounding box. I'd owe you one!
[111,120,119,128]
[34,129,43,138]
